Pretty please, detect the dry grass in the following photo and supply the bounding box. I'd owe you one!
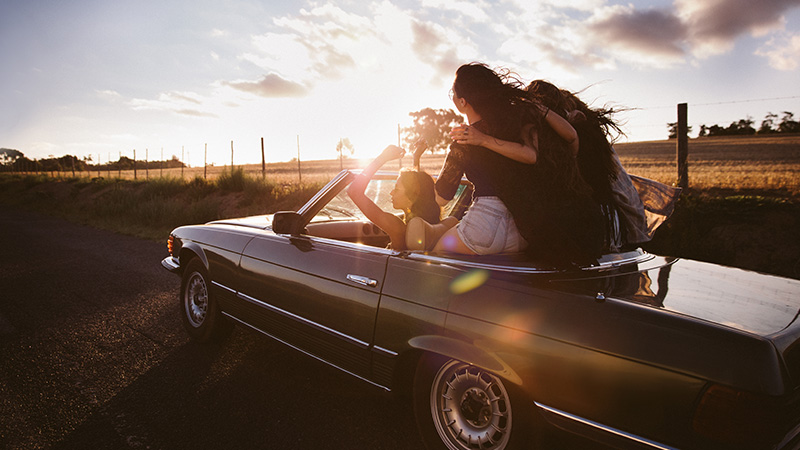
[614,135,800,195]
[16,134,800,196]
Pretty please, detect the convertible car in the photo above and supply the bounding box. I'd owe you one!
[162,170,800,450]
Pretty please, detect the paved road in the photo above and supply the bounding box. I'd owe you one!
[0,208,425,450]
[0,207,607,450]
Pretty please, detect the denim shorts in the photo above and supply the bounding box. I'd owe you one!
[457,197,527,255]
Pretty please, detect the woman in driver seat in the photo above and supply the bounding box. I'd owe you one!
[347,140,457,251]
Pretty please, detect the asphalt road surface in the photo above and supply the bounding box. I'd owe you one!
[0,207,605,450]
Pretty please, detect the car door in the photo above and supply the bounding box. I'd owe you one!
[232,231,390,380]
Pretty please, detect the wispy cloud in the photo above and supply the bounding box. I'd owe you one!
[223,73,308,98]
[756,32,800,70]
[128,91,217,117]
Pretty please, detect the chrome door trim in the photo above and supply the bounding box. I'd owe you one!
[237,291,370,349]
[223,312,390,392]
[534,402,677,450]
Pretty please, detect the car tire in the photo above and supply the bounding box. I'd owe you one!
[179,258,233,343]
[413,352,535,450]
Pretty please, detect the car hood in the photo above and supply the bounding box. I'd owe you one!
[208,215,274,230]
[589,258,800,336]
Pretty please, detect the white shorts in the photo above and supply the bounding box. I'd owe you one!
[456,197,527,255]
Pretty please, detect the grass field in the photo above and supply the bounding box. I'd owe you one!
[12,134,799,196]
[1,134,799,279]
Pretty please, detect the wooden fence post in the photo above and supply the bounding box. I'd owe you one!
[133,149,137,180]
[261,137,266,179]
[204,143,208,180]
[677,103,689,189]
[297,135,302,183]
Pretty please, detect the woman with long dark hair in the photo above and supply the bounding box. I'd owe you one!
[526,80,651,249]
[432,63,604,266]
[347,141,455,251]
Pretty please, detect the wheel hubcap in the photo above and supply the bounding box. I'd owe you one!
[431,360,512,450]
[185,273,208,327]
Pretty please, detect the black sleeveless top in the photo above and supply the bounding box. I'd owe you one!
[435,121,604,267]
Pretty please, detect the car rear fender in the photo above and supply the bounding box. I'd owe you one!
[408,335,523,385]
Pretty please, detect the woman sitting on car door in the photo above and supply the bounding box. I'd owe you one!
[431,63,604,267]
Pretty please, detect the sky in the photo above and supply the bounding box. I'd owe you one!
[1,0,799,166]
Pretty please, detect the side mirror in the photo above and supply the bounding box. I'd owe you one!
[272,211,304,235]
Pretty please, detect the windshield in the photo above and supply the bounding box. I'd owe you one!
[309,176,469,224]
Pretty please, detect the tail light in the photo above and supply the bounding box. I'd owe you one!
[693,383,785,449]
[167,235,175,256]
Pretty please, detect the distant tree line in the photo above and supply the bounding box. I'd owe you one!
[668,111,799,138]
[0,149,185,173]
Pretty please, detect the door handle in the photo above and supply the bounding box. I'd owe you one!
[346,274,378,288]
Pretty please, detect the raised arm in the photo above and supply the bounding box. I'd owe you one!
[543,107,579,155]
[346,145,407,248]
[450,124,538,164]
[449,108,580,163]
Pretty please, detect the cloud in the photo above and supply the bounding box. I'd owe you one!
[410,20,465,79]
[677,0,800,56]
[223,73,309,98]
[128,90,218,117]
[588,6,688,59]
[756,32,800,70]
[96,89,122,101]
[420,0,491,22]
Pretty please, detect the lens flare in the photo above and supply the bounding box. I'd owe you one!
[450,269,490,294]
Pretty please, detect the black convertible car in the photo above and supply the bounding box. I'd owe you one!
[162,170,800,450]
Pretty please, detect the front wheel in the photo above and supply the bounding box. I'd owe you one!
[413,353,533,450]
[179,258,233,343]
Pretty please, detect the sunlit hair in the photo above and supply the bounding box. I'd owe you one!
[452,63,538,143]
[527,79,624,204]
[398,169,441,225]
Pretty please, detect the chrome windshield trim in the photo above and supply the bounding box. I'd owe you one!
[223,313,390,392]
[236,291,370,349]
[535,403,677,450]
[296,170,351,216]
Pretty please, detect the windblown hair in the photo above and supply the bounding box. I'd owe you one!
[453,64,595,196]
[452,63,537,143]
[527,80,624,204]
[398,169,441,225]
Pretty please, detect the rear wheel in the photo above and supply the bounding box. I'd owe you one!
[413,353,534,450]
[179,258,233,343]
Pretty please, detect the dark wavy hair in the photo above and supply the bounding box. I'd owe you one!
[451,63,537,143]
[453,64,590,196]
[398,169,440,224]
[527,80,624,204]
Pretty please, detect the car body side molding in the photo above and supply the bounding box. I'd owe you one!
[222,312,391,392]
[535,402,678,450]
